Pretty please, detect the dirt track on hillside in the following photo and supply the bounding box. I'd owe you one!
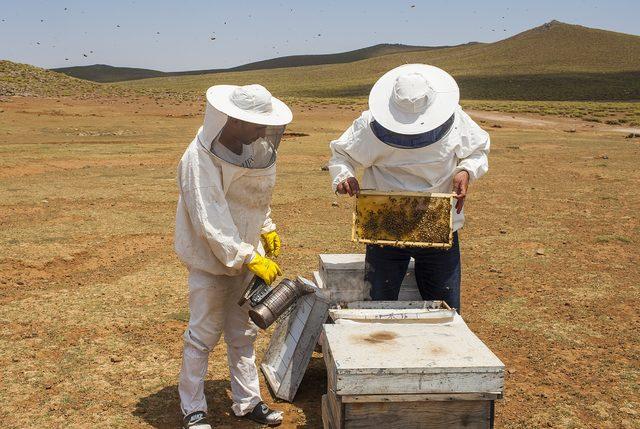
[467,109,640,134]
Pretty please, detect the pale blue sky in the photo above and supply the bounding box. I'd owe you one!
[1,0,638,71]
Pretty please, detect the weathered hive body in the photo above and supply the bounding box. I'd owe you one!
[260,284,330,401]
[322,302,504,429]
[324,319,504,395]
[314,254,422,304]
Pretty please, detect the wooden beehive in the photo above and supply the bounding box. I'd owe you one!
[260,282,330,401]
[323,321,504,396]
[352,190,454,248]
[321,306,504,429]
[322,388,497,429]
[329,300,456,324]
[314,254,422,304]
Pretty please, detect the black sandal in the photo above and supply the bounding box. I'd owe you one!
[242,401,283,426]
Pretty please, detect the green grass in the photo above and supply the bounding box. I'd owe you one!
[0,60,100,97]
[595,235,632,244]
[53,44,446,83]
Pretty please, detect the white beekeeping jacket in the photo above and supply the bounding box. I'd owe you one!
[328,106,490,232]
[174,106,276,276]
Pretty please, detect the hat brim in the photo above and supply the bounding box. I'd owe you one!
[206,85,293,126]
[369,64,459,135]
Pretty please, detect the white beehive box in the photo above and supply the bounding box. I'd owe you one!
[329,300,456,324]
[321,311,504,428]
[323,316,504,396]
[260,284,330,401]
[315,254,422,304]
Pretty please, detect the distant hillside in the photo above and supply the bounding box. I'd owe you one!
[52,64,166,83]
[6,21,640,101]
[0,60,100,97]
[52,43,471,83]
[429,20,640,75]
[119,21,640,101]
[171,43,476,76]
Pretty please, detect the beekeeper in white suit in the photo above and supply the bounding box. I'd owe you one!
[174,83,292,428]
[329,64,490,312]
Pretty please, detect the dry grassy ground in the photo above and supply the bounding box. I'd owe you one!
[0,96,639,428]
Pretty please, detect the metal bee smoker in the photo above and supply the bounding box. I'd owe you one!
[238,276,316,329]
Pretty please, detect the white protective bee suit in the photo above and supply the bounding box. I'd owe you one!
[174,84,292,417]
[328,64,490,231]
[328,106,490,231]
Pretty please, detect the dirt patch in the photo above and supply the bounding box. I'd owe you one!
[430,345,446,355]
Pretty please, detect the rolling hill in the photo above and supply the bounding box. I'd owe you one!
[118,20,640,101]
[52,43,466,83]
[50,64,167,83]
[0,60,101,97]
[4,21,639,101]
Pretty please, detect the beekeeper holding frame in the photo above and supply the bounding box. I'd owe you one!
[328,64,490,312]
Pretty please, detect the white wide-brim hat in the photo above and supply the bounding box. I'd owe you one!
[369,64,459,135]
[206,84,293,126]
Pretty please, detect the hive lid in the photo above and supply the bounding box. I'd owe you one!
[323,315,504,375]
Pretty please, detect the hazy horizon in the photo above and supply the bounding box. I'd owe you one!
[1,0,638,72]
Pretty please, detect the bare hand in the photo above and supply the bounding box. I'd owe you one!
[336,177,360,197]
[452,170,470,214]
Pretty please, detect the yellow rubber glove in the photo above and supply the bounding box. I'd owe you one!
[246,253,283,285]
[261,230,282,257]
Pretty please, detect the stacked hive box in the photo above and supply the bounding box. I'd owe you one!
[321,302,504,429]
[314,254,423,304]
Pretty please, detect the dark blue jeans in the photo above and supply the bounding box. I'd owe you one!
[365,232,461,312]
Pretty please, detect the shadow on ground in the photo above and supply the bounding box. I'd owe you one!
[133,356,327,429]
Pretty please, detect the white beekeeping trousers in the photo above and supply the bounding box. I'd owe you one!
[179,267,261,416]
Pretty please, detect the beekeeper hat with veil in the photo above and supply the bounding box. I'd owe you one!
[197,84,293,169]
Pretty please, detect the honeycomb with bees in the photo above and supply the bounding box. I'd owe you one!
[352,191,453,248]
